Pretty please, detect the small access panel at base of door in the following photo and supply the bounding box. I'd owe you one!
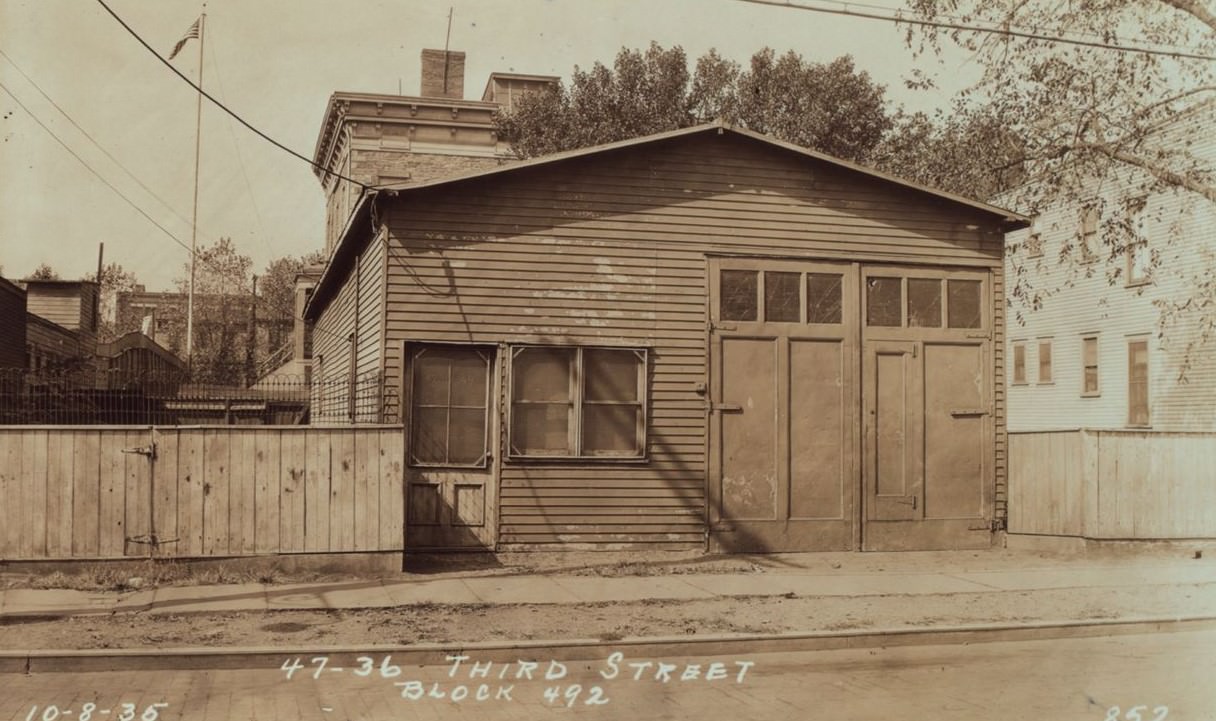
[708,259,994,553]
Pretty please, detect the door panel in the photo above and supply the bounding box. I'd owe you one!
[923,343,986,520]
[866,343,922,522]
[719,337,778,521]
[789,339,847,520]
[404,344,497,549]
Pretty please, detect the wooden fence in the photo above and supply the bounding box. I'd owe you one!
[0,426,405,560]
[1008,429,1216,539]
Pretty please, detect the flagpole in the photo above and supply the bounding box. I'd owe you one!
[185,10,205,374]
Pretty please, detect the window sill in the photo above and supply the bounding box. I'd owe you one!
[1081,392,1101,398]
[1010,381,1030,387]
[1036,381,1055,386]
[1125,278,1152,289]
[506,455,649,464]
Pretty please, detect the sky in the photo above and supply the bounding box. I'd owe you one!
[0,0,981,291]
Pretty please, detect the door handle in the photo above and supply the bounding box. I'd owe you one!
[950,409,989,417]
[712,403,743,413]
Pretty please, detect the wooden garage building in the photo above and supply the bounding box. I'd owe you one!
[305,123,1029,553]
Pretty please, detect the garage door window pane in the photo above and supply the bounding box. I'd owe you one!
[764,271,801,322]
[866,277,902,327]
[806,273,842,324]
[907,278,942,328]
[947,280,983,328]
[720,270,758,321]
[583,405,641,454]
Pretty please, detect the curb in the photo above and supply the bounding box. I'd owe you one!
[3,615,1214,674]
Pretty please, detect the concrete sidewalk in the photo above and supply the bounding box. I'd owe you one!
[4,553,1215,619]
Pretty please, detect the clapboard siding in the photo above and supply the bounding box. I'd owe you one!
[357,131,1007,548]
[0,426,404,559]
[1005,104,1216,432]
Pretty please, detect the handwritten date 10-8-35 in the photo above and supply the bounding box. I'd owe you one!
[24,703,170,721]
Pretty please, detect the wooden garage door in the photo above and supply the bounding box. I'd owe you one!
[860,268,993,551]
[708,259,858,552]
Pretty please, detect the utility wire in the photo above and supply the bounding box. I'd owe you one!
[0,78,357,340]
[734,0,1216,62]
[94,0,376,190]
[0,48,195,229]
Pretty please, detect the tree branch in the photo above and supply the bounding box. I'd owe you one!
[1157,0,1216,34]
[1081,142,1216,203]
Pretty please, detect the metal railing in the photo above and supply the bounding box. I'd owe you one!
[0,367,386,426]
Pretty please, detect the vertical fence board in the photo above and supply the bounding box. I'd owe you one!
[178,430,205,556]
[203,429,231,555]
[305,431,330,552]
[97,432,125,557]
[332,430,356,551]
[354,430,377,550]
[254,430,282,554]
[23,430,49,558]
[231,430,257,555]
[44,432,72,557]
[71,430,101,557]
[124,429,152,557]
[154,430,180,557]
[0,431,23,557]
[379,429,404,550]
[280,431,306,553]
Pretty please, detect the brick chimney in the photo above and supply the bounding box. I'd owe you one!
[420,49,465,99]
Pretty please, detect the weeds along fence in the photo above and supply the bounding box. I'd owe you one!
[0,426,405,560]
[0,368,388,425]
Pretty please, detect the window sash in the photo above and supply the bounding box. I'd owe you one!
[1128,340,1150,426]
[509,345,646,460]
[1038,341,1053,384]
[1081,336,1100,396]
[1012,343,1027,385]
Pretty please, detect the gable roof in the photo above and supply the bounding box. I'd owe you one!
[306,121,1031,319]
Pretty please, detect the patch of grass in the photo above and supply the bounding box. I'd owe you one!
[9,560,356,592]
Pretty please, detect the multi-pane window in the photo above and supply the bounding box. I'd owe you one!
[1081,335,1100,397]
[1038,340,1053,384]
[409,346,491,467]
[862,276,984,329]
[1128,339,1150,426]
[1025,233,1044,258]
[719,269,845,325]
[1012,342,1027,385]
[509,346,646,459]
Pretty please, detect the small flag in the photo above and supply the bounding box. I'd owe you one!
[168,17,201,60]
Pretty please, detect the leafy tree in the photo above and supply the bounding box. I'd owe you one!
[497,43,893,163]
[900,0,1216,373]
[29,263,59,280]
[86,262,139,343]
[173,237,255,384]
[257,250,325,360]
[873,103,1027,200]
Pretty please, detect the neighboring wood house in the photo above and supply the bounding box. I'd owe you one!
[1003,104,1216,433]
[0,277,27,369]
[304,122,1028,553]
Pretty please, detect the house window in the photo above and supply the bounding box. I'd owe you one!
[409,345,491,467]
[1012,342,1027,385]
[1127,239,1151,286]
[1081,335,1100,397]
[1025,232,1044,258]
[1078,205,1100,263]
[1038,340,1053,384]
[1128,339,1150,426]
[509,345,647,459]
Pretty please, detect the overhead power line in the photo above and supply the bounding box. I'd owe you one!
[734,0,1216,62]
[94,0,375,190]
[0,48,194,229]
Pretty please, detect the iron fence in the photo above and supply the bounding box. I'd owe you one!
[0,367,386,426]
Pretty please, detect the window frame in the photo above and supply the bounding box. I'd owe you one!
[507,344,649,462]
[1011,341,1028,385]
[1127,336,1151,427]
[1078,204,1100,264]
[1081,334,1101,398]
[1037,339,1054,385]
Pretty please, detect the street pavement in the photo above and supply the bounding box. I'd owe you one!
[3,628,1212,720]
